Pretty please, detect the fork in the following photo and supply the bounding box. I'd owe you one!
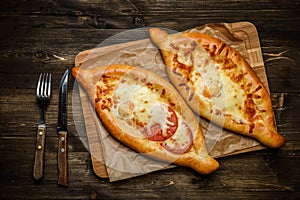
[33,73,51,181]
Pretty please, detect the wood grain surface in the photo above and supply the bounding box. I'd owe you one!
[0,0,299,199]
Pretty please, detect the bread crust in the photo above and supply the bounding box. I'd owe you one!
[149,28,285,148]
[72,64,219,174]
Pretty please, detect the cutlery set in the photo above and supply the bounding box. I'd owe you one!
[33,70,69,186]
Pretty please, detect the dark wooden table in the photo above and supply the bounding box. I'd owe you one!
[1,0,299,199]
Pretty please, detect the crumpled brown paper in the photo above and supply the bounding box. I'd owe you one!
[73,22,268,182]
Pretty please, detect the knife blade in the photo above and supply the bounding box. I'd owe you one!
[57,69,69,186]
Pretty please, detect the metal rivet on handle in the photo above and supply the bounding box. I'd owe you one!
[39,131,43,136]
[61,148,65,153]
[37,145,42,150]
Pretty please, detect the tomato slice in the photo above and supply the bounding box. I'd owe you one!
[161,123,193,154]
[143,106,178,141]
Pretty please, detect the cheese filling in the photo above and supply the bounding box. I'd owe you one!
[96,70,195,153]
[110,79,177,139]
[144,103,174,138]
[170,38,263,125]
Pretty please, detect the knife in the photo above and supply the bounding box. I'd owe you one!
[57,69,69,186]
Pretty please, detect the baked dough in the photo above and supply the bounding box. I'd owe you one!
[72,64,219,174]
[149,28,285,148]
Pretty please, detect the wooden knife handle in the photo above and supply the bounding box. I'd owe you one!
[33,124,46,181]
[57,131,68,186]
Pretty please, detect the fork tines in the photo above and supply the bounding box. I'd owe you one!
[36,73,52,100]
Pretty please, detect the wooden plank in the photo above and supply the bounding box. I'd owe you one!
[0,26,298,91]
[1,145,299,199]
[1,0,298,16]
[0,14,299,31]
[0,0,299,31]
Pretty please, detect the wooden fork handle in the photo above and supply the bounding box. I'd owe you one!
[33,124,46,181]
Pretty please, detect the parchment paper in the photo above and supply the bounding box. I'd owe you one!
[74,22,268,182]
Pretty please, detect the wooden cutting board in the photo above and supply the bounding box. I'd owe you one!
[75,22,268,179]
[79,90,109,178]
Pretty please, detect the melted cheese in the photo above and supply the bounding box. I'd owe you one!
[98,73,195,153]
[144,103,173,137]
[110,79,175,138]
[174,40,252,124]
[219,72,247,123]
[162,122,193,154]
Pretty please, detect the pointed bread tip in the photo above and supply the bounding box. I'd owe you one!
[149,27,169,47]
[188,154,219,175]
[269,132,286,148]
[255,129,286,148]
[72,67,80,79]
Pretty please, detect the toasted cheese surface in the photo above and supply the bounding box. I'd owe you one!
[111,80,174,138]
[168,35,266,132]
[95,70,194,153]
